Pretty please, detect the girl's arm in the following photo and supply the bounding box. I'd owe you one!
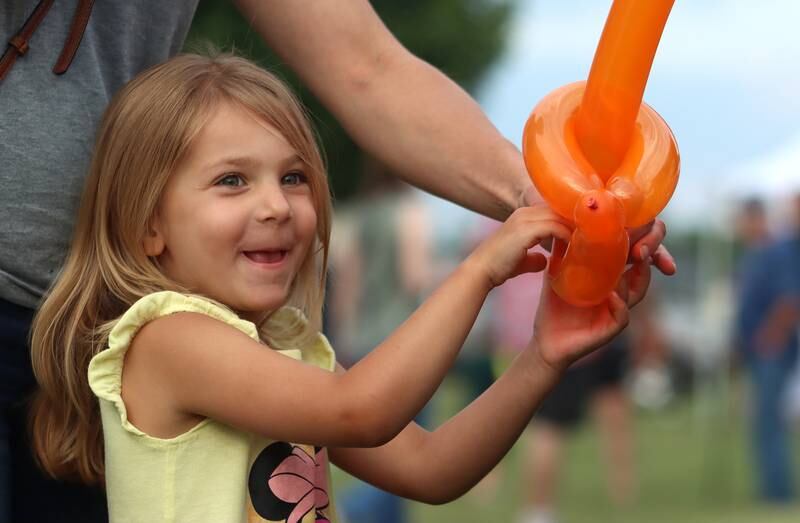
[330,347,561,504]
[330,260,652,504]
[126,261,488,448]
[122,207,571,449]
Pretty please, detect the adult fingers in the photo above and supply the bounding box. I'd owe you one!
[624,259,652,308]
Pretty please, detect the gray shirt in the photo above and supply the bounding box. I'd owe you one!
[0,0,198,309]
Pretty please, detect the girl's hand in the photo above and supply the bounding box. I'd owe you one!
[466,205,572,288]
[532,257,651,373]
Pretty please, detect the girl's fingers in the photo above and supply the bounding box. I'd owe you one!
[517,252,548,274]
[615,268,630,304]
[527,221,572,246]
[517,204,573,228]
[650,244,676,276]
[629,219,676,276]
[549,222,574,243]
[629,218,665,261]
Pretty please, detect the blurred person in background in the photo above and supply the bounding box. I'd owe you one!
[786,195,800,423]
[732,198,772,283]
[734,194,800,503]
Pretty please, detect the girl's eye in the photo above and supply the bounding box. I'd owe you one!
[216,173,245,187]
[282,171,308,186]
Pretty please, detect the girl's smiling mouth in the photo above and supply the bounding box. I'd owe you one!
[243,250,289,265]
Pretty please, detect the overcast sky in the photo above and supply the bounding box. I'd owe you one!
[469,0,800,231]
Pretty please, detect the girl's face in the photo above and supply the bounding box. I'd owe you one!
[146,102,318,322]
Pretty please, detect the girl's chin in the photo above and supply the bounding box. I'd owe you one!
[231,294,289,321]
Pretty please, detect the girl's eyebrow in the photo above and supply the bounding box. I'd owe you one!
[284,154,305,167]
[205,154,303,171]
[205,156,260,171]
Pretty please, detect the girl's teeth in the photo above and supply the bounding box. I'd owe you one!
[246,251,285,263]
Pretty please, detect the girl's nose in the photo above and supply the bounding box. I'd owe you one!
[255,186,292,224]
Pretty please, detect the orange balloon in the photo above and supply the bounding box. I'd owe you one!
[523,0,679,306]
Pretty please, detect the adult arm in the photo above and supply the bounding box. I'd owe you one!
[755,242,800,352]
[755,297,800,351]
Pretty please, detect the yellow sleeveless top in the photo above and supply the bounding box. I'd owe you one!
[88,291,338,523]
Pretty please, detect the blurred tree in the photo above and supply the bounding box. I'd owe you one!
[186,0,514,201]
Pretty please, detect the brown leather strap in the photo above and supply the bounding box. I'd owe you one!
[0,0,55,83]
[53,0,95,75]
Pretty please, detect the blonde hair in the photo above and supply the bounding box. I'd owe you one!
[29,53,332,484]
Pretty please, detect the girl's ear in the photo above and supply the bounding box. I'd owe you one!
[143,220,165,257]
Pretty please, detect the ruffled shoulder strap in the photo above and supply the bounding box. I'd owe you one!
[88,291,259,419]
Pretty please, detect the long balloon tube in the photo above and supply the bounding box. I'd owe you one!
[575,0,675,180]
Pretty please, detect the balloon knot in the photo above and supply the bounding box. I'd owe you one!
[586,197,598,210]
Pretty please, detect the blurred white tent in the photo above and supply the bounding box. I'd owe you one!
[726,133,800,197]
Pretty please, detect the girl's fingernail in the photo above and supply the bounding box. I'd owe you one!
[640,246,649,259]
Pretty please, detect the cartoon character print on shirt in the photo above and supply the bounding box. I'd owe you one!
[248,441,331,523]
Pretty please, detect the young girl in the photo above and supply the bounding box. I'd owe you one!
[29,53,648,522]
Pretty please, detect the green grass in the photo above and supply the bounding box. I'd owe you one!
[334,377,800,523]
